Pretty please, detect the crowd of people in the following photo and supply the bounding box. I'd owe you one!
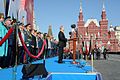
[63,46,109,60]
[91,47,109,60]
[0,13,110,69]
[0,14,58,68]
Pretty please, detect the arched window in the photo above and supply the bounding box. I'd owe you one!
[96,41,98,45]
[103,33,107,38]
[100,41,102,44]
[98,32,100,37]
[79,34,83,39]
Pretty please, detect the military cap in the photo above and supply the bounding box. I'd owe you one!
[37,32,41,34]
[24,23,31,28]
[19,23,24,26]
[4,16,11,22]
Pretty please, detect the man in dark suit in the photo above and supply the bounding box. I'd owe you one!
[24,24,32,63]
[58,26,67,63]
[30,29,37,62]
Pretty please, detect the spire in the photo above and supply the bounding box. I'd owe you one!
[101,0,106,20]
[78,0,83,21]
[80,0,82,13]
[102,0,105,11]
[110,22,113,28]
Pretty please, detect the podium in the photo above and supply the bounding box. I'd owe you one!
[69,38,77,64]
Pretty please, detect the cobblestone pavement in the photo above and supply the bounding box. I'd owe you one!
[88,54,120,80]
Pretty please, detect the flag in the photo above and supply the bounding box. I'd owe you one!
[4,0,6,9]
[16,10,19,21]
[20,0,25,9]
[12,13,14,19]
[25,0,34,27]
[4,0,10,17]
[89,39,92,53]
[85,43,88,55]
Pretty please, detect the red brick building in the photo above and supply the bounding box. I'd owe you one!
[69,3,120,52]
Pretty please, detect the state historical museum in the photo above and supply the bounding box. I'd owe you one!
[71,3,120,52]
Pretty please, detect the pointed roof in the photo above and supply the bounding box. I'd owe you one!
[84,19,99,27]
[109,24,114,31]
[102,0,105,11]
[80,0,82,13]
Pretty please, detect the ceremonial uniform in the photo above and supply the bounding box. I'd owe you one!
[18,26,25,64]
[7,26,15,67]
[37,35,43,59]
[31,34,36,55]
[24,30,32,63]
[30,34,36,61]
[0,22,8,68]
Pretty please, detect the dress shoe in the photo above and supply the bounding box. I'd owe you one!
[58,61,63,63]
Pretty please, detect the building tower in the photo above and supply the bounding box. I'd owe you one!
[99,1,108,39]
[48,25,53,38]
[77,0,85,50]
[77,0,85,38]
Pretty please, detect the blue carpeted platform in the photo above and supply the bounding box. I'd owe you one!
[46,73,98,80]
[0,57,102,80]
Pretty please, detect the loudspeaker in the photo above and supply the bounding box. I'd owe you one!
[22,63,48,79]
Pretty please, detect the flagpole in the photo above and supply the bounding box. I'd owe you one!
[91,53,94,72]
[4,0,6,16]
[90,35,94,72]
[12,8,19,80]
